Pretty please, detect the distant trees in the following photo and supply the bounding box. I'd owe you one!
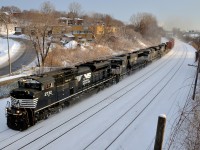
[185,36,200,56]
[67,2,82,19]
[86,13,124,45]
[0,6,21,14]
[130,13,164,39]
[172,28,184,39]
[40,1,55,14]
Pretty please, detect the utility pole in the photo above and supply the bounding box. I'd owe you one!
[0,13,11,75]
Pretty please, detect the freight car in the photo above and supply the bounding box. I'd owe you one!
[6,39,174,130]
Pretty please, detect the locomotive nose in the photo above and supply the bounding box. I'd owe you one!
[7,89,37,131]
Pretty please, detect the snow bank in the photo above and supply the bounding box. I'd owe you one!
[64,40,78,49]
[8,34,29,39]
[0,37,21,66]
[0,97,10,131]
[0,74,26,82]
[161,37,169,43]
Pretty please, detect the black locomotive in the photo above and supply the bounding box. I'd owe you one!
[6,40,174,131]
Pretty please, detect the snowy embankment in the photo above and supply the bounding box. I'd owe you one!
[0,35,30,97]
[0,40,197,150]
[0,37,21,68]
[0,35,29,70]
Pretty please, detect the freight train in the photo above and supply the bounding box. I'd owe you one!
[6,39,175,131]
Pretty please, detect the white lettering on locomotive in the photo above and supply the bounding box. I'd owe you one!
[76,73,91,85]
[76,75,83,82]
[83,79,90,85]
[12,99,21,107]
[84,73,91,79]
[44,91,53,97]
[83,73,91,85]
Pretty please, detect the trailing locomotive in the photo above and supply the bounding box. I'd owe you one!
[6,39,174,131]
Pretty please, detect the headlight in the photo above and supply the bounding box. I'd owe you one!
[16,110,20,114]
[5,108,11,112]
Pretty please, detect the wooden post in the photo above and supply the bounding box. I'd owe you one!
[192,51,200,100]
[154,114,166,150]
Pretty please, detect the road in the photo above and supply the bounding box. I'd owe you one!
[0,40,196,150]
[0,38,36,76]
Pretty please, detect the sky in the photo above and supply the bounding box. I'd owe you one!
[0,0,200,30]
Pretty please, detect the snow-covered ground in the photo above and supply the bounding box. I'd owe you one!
[0,40,196,150]
[0,34,28,69]
[0,37,21,68]
[64,40,78,49]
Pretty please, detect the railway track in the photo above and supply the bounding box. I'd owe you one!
[103,49,188,150]
[0,127,42,149]
[0,48,184,149]
[41,47,187,150]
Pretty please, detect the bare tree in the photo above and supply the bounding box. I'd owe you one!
[67,2,82,19]
[40,1,55,14]
[0,12,11,74]
[0,6,21,14]
[24,1,56,67]
[166,97,200,150]
[130,13,159,38]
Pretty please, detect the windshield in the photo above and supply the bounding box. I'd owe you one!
[18,78,41,90]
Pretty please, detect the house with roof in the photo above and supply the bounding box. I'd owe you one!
[60,33,75,45]
[70,25,94,42]
[58,17,83,26]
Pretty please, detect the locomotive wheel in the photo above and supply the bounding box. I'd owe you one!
[19,116,29,131]
[64,101,70,107]
[19,121,28,131]
[7,116,12,129]
[44,113,49,119]
[58,107,62,113]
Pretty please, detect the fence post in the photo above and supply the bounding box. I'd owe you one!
[192,51,200,100]
[154,114,166,150]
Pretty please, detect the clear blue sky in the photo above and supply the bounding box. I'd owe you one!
[1,0,200,30]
